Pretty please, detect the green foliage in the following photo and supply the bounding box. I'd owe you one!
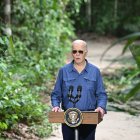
[30,117,52,138]
[0,36,9,57]
[11,0,75,73]
[71,0,140,36]
[130,44,140,69]
[0,122,8,131]
[102,32,140,114]
[7,0,76,92]
[0,0,80,137]
[66,0,83,14]
[104,66,140,100]
[0,57,48,131]
[104,66,140,115]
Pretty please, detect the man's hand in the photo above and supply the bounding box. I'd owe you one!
[52,106,60,112]
[95,107,105,119]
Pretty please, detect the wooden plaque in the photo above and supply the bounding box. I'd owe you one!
[48,111,102,124]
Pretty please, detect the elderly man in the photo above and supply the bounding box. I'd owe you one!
[51,40,107,140]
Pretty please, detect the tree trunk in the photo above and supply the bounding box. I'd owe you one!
[86,0,91,29]
[114,0,118,23]
[4,0,12,36]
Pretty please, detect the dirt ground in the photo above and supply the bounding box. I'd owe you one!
[45,37,140,140]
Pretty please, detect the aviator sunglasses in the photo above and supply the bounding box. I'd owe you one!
[72,50,85,54]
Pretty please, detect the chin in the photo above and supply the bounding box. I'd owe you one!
[76,62,82,65]
[75,59,81,62]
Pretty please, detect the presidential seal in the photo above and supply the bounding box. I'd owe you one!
[64,108,83,127]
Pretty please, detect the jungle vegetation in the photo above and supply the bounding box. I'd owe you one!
[0,0,140,138]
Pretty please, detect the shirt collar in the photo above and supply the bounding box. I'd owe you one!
[68,59,89,73]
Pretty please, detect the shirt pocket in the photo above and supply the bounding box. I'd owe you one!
[84,77,97,91]
[63,77,76,90]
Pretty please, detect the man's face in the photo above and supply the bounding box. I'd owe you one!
[72,43,87,65]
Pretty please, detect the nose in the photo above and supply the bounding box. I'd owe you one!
[75,52,80,55]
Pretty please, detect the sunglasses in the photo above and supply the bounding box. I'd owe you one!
[72,50,85,54]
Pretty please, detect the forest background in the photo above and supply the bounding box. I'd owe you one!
[0,0,140,139]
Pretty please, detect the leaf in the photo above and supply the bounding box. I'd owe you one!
[12,114,18,120]
[122,39,134,55]
[0,122,8,130]
[0,37,5,45]
[124,82,140,102]
[101,32,140,60]
[3,96,9,100]
[129,45,140,69]
[0,63,7,72]
[8,36,15,56]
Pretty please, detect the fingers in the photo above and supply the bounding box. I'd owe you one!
[52,106,60,112]
[95,107,105,118]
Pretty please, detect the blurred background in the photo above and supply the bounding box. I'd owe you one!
[0,0,140,139]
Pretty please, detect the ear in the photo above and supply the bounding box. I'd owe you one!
[85,51,88,56]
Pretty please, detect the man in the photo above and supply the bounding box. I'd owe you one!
[51,40,107,140]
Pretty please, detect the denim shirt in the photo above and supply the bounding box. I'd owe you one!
[51,60,107,111]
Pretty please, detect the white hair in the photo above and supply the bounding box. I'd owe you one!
[72,40,87,50]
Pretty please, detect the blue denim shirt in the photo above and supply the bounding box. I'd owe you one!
[51,60,107,111]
